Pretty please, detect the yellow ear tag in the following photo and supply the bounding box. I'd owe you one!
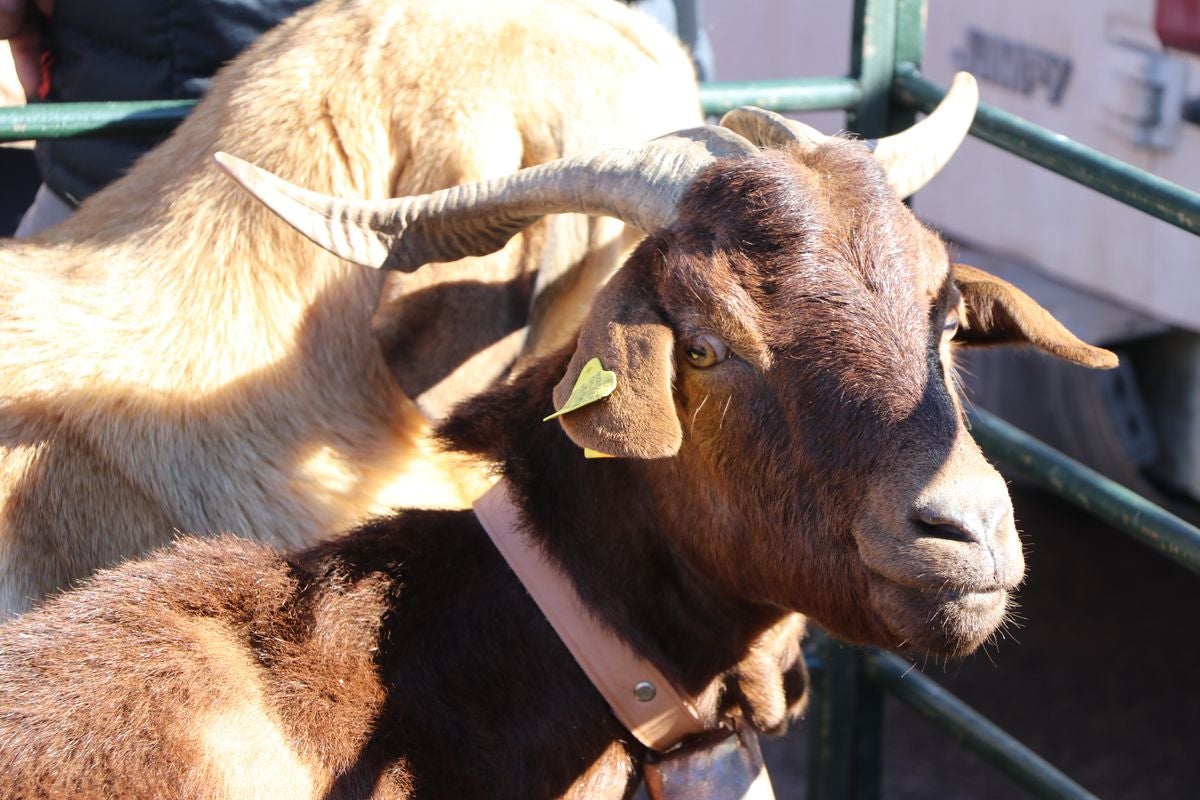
[542,357,617,422]
[583,448,617,459]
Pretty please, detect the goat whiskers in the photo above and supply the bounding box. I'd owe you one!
[690,394,710,434]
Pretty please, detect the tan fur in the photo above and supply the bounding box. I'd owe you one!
[186,618,322,800]
[0,0,701,616]
[560,741,638,800]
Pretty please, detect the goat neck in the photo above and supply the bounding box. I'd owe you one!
[441,350,799,729]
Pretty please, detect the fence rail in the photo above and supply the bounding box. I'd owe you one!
[0,80,863,143]
[861,651,1099,800]
[970,409,1200,577]
[891,64,1200,237]
[0,100,195,142]
[1,3,1196,795]
[700,77,864,115]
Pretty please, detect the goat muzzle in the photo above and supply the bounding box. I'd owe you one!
[853,433,1024,656]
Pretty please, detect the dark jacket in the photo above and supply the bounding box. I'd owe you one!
[36,0,316,205]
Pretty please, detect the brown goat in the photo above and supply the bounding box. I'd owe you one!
[0,0,700,616]
[0,97,1115,797]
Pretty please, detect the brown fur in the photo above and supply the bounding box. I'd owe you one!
[0,0,701,615]
[0,370,804,800]
[0,139,1112,798]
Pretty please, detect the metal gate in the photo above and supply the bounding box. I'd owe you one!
[2,1,1198,796]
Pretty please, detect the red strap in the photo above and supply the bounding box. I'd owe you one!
[37,50,53,101]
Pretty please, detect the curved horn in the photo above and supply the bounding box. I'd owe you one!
[870,71,979,198]
[214,127,757,271]
[718,73,978,199]
[719,106,829,151]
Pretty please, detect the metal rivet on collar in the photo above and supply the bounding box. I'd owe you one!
[633,681,657,703]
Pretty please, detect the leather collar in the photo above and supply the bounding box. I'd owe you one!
[473,478,707,752]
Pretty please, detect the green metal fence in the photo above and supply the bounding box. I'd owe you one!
[3,1,1200,796]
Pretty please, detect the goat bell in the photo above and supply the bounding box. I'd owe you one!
[643,719,775,800]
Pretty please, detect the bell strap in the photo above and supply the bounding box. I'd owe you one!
[473,478,707,752]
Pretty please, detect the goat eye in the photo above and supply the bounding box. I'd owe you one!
[682,334,728,368]
[942,310,960,339]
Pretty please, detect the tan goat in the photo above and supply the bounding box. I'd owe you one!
[0,0,701,615]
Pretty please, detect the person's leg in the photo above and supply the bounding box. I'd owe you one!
[14,183,72,237]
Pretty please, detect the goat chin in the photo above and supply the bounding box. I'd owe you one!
[868,577,1010,657]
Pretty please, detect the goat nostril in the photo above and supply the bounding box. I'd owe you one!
[911,516,978,544]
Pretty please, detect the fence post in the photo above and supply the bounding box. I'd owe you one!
[849,0,926,137]
[849,0,897,136]
[891,0,926,131]
[806,634,884,800]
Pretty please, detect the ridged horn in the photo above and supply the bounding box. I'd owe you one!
[870,71,979,198]
[719,106,829,151]
[717,72,978,199]
[214,126,757,272]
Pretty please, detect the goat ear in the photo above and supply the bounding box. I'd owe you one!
[952,263,1118,369]
[550,263,682,459]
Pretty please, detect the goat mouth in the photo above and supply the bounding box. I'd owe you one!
[937,586,1003,605]
[867,575,1009,658]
